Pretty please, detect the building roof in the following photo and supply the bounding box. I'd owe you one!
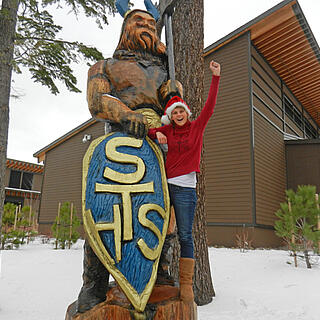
[33,118,96,163]
[6,158,44,174]
[204,0,320,126]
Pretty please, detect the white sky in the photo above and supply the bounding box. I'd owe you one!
[7,0,320,163]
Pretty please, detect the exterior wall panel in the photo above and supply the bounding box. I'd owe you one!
[254,111,286,226]
[252,94,283,129]
[251,47,281,88]
[32,173,43,191]
[204,33,252,224]
[39,121,105,231]
[252,81,282,117]
[286,141,320,192]
[251,44,301,227]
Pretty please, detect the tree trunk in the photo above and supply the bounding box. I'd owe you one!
[172,0,215,305]
[0,0,20,229]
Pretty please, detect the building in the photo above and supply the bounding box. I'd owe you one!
[5,158,43,215]
[33,119,106,235]
[203,0,320,247]
[34,0,320,246]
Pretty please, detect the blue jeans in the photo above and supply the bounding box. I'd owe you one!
[168,184,197,258]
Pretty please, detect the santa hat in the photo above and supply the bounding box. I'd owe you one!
[161,96,192,125]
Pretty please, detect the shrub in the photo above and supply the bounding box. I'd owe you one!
[275,185,320,268]
[1,203,38,249]
[51,202,80,249]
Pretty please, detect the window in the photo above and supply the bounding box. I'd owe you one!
[8,170,33,190]
[304,120,317,139]
[284,95,318,139]
[9,170,21,188]
[284,96,303,130]
[21,172,33,190]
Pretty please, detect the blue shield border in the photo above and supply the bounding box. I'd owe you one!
[82,132,170,312]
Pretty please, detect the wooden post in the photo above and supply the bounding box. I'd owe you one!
[32,211,35,230]
[55,202,61,249]
[33,206,39,232]
[68,202,73,249]
[27,202,32,244]
[288,200,297,267]
[13,206,19,230]
[29,201,32,226]
[315,194,320,253]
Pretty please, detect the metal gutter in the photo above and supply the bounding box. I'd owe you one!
[292,2,320,62]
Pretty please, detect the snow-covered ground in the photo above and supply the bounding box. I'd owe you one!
[0,238,319,320]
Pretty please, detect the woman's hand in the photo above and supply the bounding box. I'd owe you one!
[210,60,221,76]
[156,131,167,144]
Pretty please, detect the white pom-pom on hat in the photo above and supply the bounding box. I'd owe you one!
[161,96,191,125]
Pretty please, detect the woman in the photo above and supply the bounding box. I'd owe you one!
[148,60,221,302]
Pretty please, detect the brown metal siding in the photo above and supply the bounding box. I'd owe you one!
[251,45,281,86]
[286,142,320,192]
[204,33,253,224]
[207,225,281,248]
[251,46,283,130]
[39,121,105,226]
[251,44,287,226]
[254,111,286,226]
[252,94,283,129]
[32,173,43,191]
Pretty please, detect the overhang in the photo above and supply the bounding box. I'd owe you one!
[204,0,320,126]
[6,158,43,174]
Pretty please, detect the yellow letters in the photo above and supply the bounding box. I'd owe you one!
[95,182,154,241]
[95,204,122,263]
[104,137,145,184]
[95,136,165,263]
[137,204,166,260]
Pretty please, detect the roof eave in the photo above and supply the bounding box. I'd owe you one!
[33,118,97,162]
[204,0,296,56]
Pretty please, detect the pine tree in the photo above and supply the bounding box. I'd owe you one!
[1,202,27,249]
[275,185,320,268]
[51,202,80,249]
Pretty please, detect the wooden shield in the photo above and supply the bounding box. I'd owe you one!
[82,132,170,312]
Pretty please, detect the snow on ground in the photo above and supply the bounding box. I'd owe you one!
[0,238,319,320]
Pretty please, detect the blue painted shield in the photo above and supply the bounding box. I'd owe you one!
[82,132,170,312]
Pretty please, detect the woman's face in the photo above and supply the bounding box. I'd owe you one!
[171,107,188,126]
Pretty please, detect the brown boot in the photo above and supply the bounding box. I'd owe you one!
[179,257,195,302]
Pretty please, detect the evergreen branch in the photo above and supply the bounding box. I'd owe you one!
[15,35,83,46]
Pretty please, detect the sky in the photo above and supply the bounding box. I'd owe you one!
[7,0,320,164]
[0,238,319,319]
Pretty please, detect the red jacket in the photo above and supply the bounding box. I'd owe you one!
[148,75,220,179]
